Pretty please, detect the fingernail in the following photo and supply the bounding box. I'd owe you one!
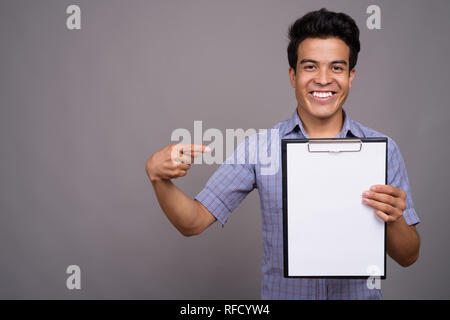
[362,191,370,197]
[362,198,370,203]
[370,185,377,191]
[204,146,211,152]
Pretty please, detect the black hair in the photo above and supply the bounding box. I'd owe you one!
[287,8,360,73]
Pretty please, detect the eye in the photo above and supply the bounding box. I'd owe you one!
[332,65,344,72]
[304,65,316,71]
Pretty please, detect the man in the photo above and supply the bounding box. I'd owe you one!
[146,8,420,299]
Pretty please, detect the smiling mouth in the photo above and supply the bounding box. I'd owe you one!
[308,91,337,102]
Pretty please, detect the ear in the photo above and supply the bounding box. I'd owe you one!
[288,67,296,88]
[349,68,356,88]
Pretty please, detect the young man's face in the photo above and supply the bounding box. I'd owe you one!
[289,37,356,120]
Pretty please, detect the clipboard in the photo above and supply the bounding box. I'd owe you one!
[282,138,387,278]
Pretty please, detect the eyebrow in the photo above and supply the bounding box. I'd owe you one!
[299,59,318,65]
[331,60,348,65]
[299,59,348,65]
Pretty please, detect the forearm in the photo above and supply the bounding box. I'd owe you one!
[386,216,420,267]
[151,179,203,236]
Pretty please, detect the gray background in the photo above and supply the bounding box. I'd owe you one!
[0,0,449,299]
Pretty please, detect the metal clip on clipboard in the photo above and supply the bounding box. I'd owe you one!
[307,139,362,153]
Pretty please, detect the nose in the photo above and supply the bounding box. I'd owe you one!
[315,68,332,86]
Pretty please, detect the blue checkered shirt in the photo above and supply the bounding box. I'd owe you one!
[195,108,420,300]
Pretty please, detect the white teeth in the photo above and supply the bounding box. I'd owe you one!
[312,91,333,98]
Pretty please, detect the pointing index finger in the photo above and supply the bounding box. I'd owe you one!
[180,144,211,154]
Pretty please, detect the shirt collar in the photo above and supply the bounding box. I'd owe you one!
[282,107,361,138]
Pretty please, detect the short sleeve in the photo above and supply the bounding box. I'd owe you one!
[194,137,257,227]
[387,138,420,226]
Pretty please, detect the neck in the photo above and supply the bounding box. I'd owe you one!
[297,107,344,138]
